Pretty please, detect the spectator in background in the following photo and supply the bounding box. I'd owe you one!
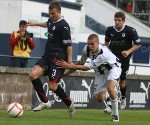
[145,1,150,11]
[9,20,35,68]
[145,1,150,22]
[125,1,132,13]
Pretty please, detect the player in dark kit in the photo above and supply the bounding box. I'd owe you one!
[28,1,75,117]
[105,11,141,111]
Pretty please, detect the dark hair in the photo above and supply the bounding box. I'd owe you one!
[49,1,61,11]
[114,11,126,21]
[88,34,99,42]
[19,20,27,26]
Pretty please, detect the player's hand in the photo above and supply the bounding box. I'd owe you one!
[121,50,129,58]
[56,59,69,68]
[27,22,36,26]
[68,61,72,64]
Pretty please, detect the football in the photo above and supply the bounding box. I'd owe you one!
[7,102,24,118]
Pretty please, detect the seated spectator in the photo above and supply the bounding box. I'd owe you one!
[9,20,35,68]
[125,1,132,13]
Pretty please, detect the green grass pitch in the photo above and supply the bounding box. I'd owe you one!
[0,109,150,125]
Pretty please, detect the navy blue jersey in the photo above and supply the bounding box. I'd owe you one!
[44,18,72,61]
[105,25,141,58]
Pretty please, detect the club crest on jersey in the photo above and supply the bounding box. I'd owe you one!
[111,34,114,36]
[64,27,68,30]
[122,33,125,37]
[52,26,56,30]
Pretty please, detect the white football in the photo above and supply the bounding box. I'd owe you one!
[7,102,24,118]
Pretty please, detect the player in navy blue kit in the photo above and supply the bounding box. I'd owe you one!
[105,11,141,111]
[28,1,75,117]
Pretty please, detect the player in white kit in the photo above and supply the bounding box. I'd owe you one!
[56,34,122,122]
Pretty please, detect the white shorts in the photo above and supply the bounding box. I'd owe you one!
[94,67,122,94]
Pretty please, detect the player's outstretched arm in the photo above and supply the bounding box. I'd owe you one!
[27,22,47,28]
[56,60,89,71]
[63,61,84,77]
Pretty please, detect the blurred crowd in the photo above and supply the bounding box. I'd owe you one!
[106,0,150,24]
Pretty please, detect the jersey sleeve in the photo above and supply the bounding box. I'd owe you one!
[46,18,51,27]
[130,27,141,45]
[62,23,72,47]
[105,27,111,42]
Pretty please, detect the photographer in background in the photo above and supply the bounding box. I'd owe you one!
[9,20,35,68]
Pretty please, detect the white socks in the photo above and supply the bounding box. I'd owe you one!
[110,97,118,116]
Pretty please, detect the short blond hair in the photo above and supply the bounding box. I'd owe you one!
[88,34,99,42]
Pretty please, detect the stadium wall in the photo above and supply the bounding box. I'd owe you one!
[0,66,150,109]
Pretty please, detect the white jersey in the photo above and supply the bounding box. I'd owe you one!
[79,45,122,94]
[80,45,121,74]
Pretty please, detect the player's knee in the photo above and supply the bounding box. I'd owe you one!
[29,69,40,80]
[96,97,104,103]
[107,87,115,96]
[107,85,113,91]
[49,82,57,92]
[29,65,44,80]
[96,93,106,103]
[29,71,37,80]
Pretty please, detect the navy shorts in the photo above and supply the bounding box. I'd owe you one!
[36,56,65,83]
[120,57,130,80]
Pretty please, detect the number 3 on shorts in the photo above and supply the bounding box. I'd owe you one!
[51,69,56,79]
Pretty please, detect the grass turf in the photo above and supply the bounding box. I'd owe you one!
[0,109,150,125]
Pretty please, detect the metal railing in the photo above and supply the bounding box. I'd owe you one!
[0,54,40,67]
[0,54,150,75]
